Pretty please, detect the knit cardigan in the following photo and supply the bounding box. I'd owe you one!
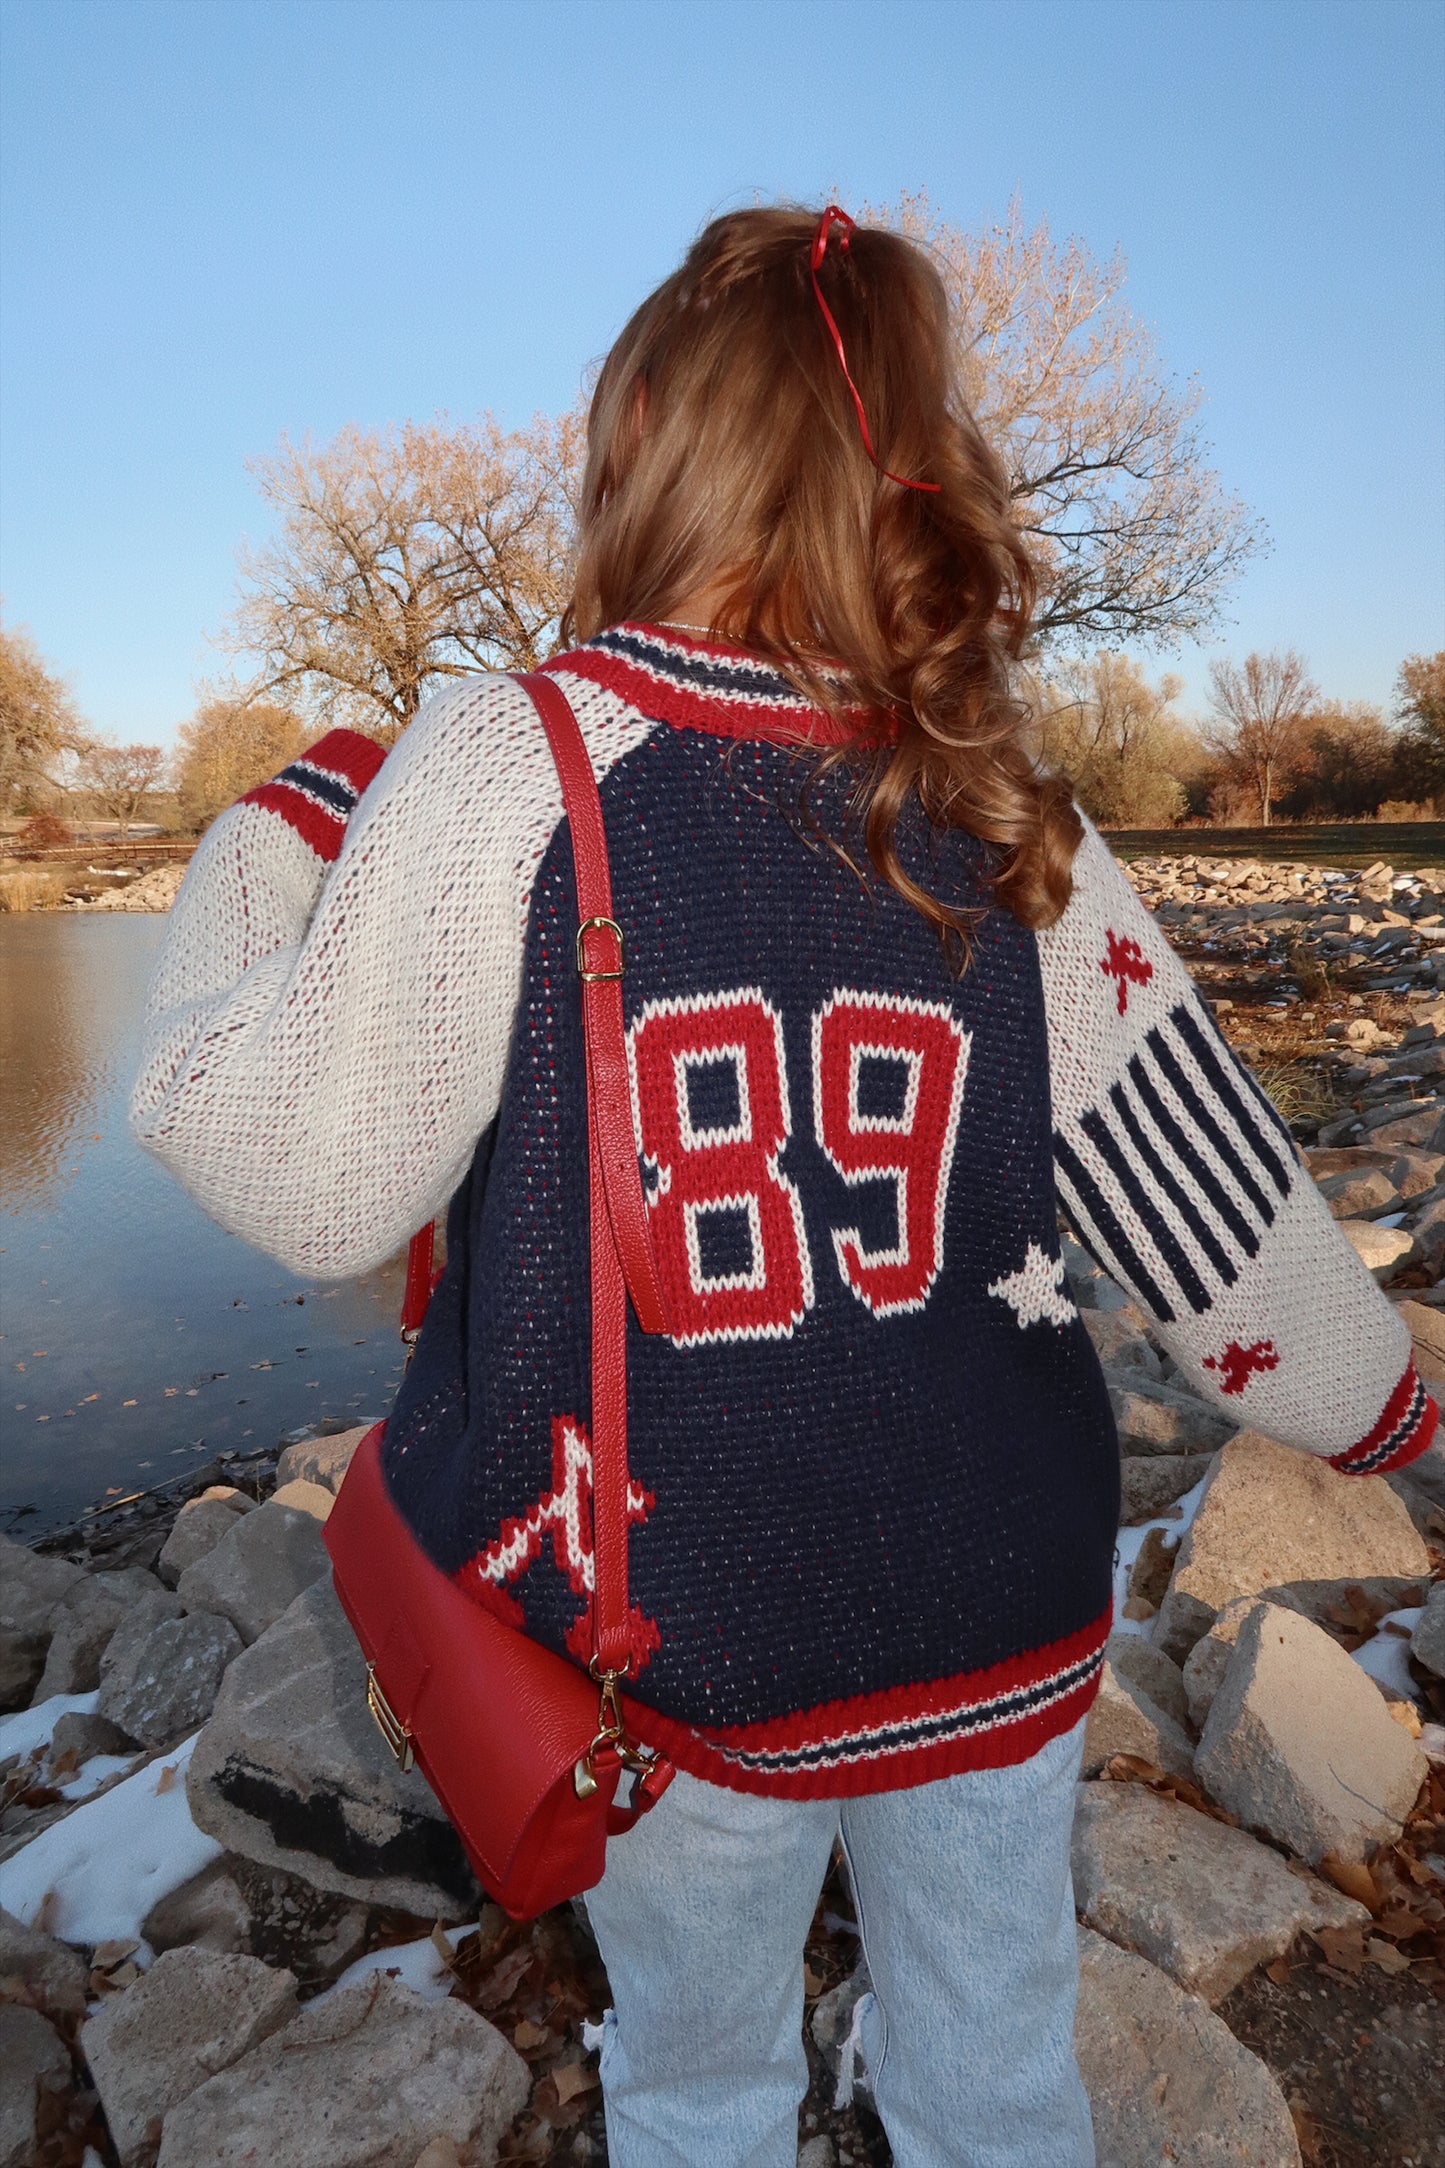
[131,623,1437,1797]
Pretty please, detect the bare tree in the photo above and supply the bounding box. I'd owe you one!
[78,740,166,837]
[221,411,582,743]
[870,191,1268,656]
[1035,651,1200,826]
[174,692,307,832]
[1393,650,1445,802]
[0,618,87,817]
[1203,649,1319,826]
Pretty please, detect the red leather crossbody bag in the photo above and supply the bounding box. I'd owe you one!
[323,670,676,1920]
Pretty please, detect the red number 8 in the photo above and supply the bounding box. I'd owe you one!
[626,990,814,1346]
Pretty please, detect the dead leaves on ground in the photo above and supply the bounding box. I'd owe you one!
[1305,1766,1445,1995]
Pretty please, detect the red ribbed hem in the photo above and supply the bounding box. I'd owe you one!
[1328,1360,1439,1477]
[621,1606,1111,1799]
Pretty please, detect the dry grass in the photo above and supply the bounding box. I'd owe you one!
[0,864,67,911]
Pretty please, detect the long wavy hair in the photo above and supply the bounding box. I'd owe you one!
[563,205,1081,963]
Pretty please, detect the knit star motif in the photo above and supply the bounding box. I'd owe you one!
[1100,929,1154,1016]
[987,1242,1078,1329]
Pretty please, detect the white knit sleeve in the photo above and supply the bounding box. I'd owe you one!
[1038,814,1435,1476]
[130,674,577,1278]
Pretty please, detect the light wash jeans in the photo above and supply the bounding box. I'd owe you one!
[583,1715,1093,2168]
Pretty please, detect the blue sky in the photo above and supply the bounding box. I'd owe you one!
[2,0,1441,747]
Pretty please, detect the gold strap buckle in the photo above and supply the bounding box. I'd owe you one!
[576,915,624,981]
[573,1663,660,1797]
[366,1660,415,1771]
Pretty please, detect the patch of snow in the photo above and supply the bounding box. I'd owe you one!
[59,1751,143,1800]
[314,1921,471,2006]
[0,1729,222,1944]
[1110,1471,1211,1641]
[1352,1609,1426,1702]
[1376,1211,1408,1229]
[0,1689,99,1762]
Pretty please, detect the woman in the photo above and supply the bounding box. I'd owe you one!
[132,206,1434,2167]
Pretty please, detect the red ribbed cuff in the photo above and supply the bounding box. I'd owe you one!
[240,729,387,861]
[1327,1361,1438,1478]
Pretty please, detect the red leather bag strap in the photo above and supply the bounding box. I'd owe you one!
[513,671,671,1339]
[513,670,670,1676]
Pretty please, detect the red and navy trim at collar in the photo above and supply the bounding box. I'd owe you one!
[547,622,865,745]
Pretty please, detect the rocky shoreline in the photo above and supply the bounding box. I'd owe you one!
[3,858,1445,2168]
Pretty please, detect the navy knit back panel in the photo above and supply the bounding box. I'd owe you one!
[382,721,1120,1738]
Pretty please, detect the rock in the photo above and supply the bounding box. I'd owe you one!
[1397,1297,1445,1369]
[176,1499,331,1645]
[274,1426,372,1496]
[797,2140,836,2168]
[160,1497,260,1588]
[0,2003,72,2168]
[1074,1927,1300,2166]
[1314,1167,1401,1219]
[142,1850,371,1986]
[269,1478,335,1522]
[1182,1597,1264,1729]
[0,1538,85,1710]
[197,1484,258,1512]
[1411,1194,1445,1269]
[1195,1603,1428,1864]
[1110,1381,1237,1457]
[1338,1218,1416,1279]
[1369,1106,1443,1150]
[0,1901,89,2016]
[96,1610,244,1749]
[1120,1455,1207,1525]
[1127,1527,1180,1610]
[1082,1663,1194,1780]
[1412,1583,1445,1678]
[80,1945,299,2167]
[1082,1308,1163,1378]
[185,1574,482,1917]
[154,1974,529,2168]
[97,1584,187,1681]
[50,1708,143,1762]
[1071,1780,1368,2003]
[1389,1149,1445,1198]
[1105,1634,1190,1730]
[30,1568,168,1701]
[1153,1431,1429,1664]
[140,1855,254,1957]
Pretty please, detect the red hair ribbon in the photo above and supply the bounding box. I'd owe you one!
[809,205,941,494]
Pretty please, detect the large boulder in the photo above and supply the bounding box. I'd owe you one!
[1412,1582,1445,1678]
[1110,1380,1237,1458]
[79,1945,299,2167]
[97,1585,187,1682]
[154,1974,529,2168]
[1154,1431,1429,1663]
[1195,1603,1427,1864]
[96,1609,244,1749]
[0,1902,89,2017]
[1103,1633,1189,1730]
[0,2003,72,2168]
[1074,1927,1300,2166]
[0,1538,85,1710]
[1120,1455,1208,1525]
[1081,1662,1194,1780]
[140,1851,371,1983]
[158,1494,255,1588]
[176,1499,331,1645]
[185,1574,482,1918]
[1072,1780,1368,2003]
[274,1425,372,1495]
[28,1567,166,1702]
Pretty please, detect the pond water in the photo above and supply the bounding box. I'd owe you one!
[0,915,408,1539]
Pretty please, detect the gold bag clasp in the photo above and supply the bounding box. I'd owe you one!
[366,1660,415,1772]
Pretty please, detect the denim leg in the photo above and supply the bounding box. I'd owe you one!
[838,1718,1095,2168]
[582,1767,839,2168]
